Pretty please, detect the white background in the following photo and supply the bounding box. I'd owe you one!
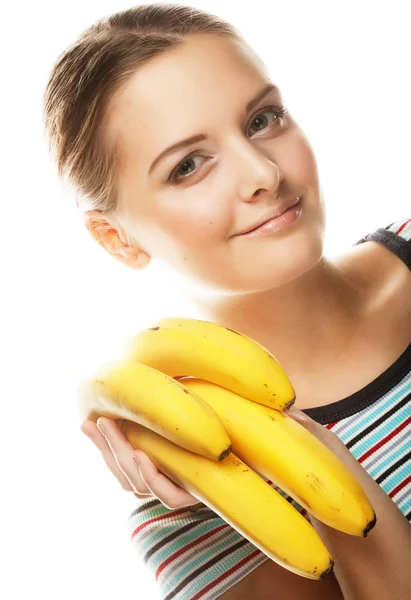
[2,0,409,598]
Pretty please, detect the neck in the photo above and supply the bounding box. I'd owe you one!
[186,257,368,379]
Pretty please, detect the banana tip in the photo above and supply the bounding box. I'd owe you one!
[320,559,334,580]
[284,397,296,411]
[218,444,232,462]
[362,512,377,537]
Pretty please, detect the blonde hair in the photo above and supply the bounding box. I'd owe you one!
[42,3,243,214]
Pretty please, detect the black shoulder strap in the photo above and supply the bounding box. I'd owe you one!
[355,222,411,271]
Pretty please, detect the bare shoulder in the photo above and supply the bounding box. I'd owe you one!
[336,238,411,316]
[218,557,343,600]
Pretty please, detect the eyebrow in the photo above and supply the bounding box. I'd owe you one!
[148,83,279,175]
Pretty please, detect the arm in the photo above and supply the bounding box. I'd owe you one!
[288,408,411,600]
[309,457,411,600]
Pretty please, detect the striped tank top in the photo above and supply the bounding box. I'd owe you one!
[127,216,411,600]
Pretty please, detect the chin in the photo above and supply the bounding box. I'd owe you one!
[227,231,325,294]
[226,198,326,293]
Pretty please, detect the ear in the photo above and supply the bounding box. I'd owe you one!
[83,210,151,270]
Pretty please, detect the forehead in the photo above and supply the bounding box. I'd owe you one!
[105,34,269,175]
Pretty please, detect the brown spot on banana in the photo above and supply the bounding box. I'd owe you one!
[305,473,327,494]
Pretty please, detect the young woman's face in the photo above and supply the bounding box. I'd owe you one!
[103,33,326,295]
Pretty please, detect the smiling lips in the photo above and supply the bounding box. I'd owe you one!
[235,196,302,236]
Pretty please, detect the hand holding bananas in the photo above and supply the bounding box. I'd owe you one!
[78,317,376,581]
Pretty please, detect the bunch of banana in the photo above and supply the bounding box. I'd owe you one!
[78,358,333,580]
[78,317,376,581]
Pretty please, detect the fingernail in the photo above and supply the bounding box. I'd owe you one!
[286,407,306,421]
[132,452,141,466]
[97,418,106,436]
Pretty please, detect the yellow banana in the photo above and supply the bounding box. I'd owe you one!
[77,361,232,462]
[122,317,296,411]
[181,378,377,537]
[120,419,334,581]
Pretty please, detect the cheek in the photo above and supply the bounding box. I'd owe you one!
[155,197,230,245]
[287,132,320,186]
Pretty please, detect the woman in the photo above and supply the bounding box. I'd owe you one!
[43,3,411,599]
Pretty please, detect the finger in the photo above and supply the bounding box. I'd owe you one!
[286,406,321,431]
[285,407,343,453]
[80,419,143,492]
[95,418,155,496]
[285,406,310,423]
[133,450,200,510]
[81,418,126,462]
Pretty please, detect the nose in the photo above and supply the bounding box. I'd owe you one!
[234,143,283,202]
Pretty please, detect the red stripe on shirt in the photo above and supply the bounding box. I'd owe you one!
[131,507,189,539]
[191,549,262,600]
[154,523,229,580]
[358,415,411,463]
[395,218,411,234]
[389,474,411,499]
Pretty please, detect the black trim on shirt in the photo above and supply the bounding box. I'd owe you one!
[354,227,411,271]
[302,341,411,424]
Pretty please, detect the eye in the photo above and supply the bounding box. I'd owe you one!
[168,152,212,184]
[247,105,289,136]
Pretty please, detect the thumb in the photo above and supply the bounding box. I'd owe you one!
[285,405,347,457]
[285,405,309,422]
[285,405,323,436]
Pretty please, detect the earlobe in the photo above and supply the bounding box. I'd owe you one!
[113,245,151,270]
[129,251,151,270]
